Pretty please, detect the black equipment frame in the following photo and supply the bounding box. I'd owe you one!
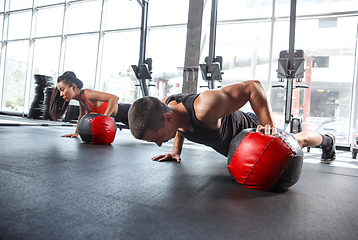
[131,0,153,97]
[199,0,223,89]
[274,0,307,130]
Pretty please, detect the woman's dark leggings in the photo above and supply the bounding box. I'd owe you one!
[115,103,131,126]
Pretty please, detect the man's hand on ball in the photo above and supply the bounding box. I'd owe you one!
[255,125,277,135]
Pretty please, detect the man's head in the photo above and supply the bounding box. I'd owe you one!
[128,96,176,146]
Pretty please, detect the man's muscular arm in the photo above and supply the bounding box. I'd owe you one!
[194,80,276,130]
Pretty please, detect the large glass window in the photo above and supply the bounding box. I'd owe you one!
[296,0,358,15]
[269,15,358,140]
[149,0,189,26]
[147,27,187,98]
[37,0,64,7]
[32,37,61,77]
[2,41,29,112]
[7,11,32,40]
[0,0,4,13]
[30,37,61,110]
[100,31,140,103]
[8,0,32,11]
[63,34,99,89]
[0,14,3,41]
[67,0,102,34]
[216,21,272,86]
[105,0,141,30]
[35,5,64,38]
[301,16,356,142]
[218,0,273,21]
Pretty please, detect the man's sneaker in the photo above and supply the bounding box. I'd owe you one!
[321,133,336,164]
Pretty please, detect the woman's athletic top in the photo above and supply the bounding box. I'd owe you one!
[82,90,130,126]
[83,90,108,115]
[165,93,260,157]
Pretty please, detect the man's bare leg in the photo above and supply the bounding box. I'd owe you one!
[294,131,336,164]
[294,131,323,148]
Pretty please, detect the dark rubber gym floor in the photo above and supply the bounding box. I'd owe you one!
[1,115,358,240]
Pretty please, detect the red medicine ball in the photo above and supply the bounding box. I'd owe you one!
[78,113,117,145]
[227,128,303,192]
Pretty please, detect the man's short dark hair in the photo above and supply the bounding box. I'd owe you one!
[128,96,172,139]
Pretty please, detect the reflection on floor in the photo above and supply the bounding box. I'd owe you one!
[304,147,358,169]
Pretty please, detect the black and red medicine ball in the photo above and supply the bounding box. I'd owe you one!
[78,113,117,145]
[227,128,303,192]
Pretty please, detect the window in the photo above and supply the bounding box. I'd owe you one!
[147,26,188,98]
[7,11,32,40]
[67,0,102,34]
[35,6,64,38]
[63,34,99,89]
[296,0,358,15]
[100,31,140,103]
[149,0,189,26]
[2,41,29,112]
[216,21,272,85]
[37,0,64,7]
[218,0,273,21]
[30,37,61,109]
[105,0,141,30]
[32,37,61,77]
[8,0,32,11]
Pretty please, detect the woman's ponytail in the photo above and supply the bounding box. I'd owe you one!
[49,71,83,121]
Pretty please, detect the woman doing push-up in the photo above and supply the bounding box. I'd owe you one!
[49,71,130,137]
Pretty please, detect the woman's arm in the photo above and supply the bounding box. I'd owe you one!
[83,89,119,117]
[62,104,87,137]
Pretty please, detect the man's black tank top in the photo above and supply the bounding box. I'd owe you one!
[165,93,260,157]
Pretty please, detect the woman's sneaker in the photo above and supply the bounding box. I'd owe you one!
[320,133,336,164]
